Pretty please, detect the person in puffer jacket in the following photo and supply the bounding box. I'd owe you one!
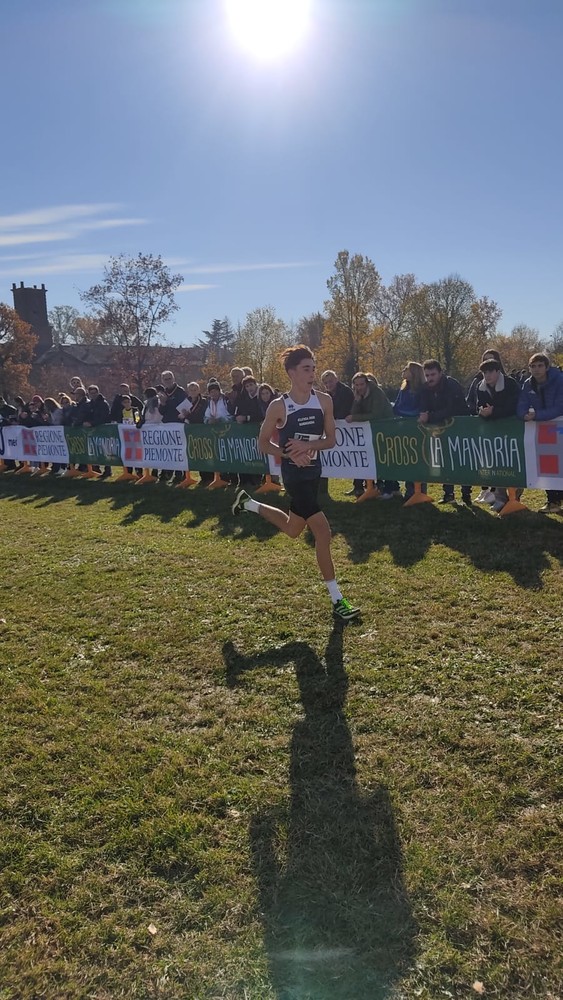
[517,353,563,513]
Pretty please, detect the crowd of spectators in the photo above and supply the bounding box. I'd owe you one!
[1,352,563,513]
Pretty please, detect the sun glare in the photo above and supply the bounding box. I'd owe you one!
[224,0,311,60]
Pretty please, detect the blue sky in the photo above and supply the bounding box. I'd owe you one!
[1,0,562,345]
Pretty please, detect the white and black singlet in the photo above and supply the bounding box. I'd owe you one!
[278,390,325,483]
[276,391,326,521]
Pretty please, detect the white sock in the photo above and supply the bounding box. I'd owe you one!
[244,498,261,513]
[325,579,343,603]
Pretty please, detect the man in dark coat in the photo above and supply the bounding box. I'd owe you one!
[157,370,186,482]
[110,382,143,422]
[84,385,112,478]
[419,359,471,505]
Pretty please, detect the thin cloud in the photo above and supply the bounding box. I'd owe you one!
[184,261,317,275]
[0,231,70,248]
[83,218,147,231]
[0,203,119,229]
[176,283,218,293]
[0,202,147,249]
[0,253,109,278]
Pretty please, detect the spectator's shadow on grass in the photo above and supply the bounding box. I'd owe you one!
[223,632,416,999]
[326,497,563,589]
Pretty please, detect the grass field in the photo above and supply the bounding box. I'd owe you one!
[0,473,561,1000]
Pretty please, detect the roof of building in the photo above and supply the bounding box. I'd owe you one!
[35,342,206,366]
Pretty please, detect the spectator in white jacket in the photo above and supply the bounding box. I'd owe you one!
[204,381,231,424]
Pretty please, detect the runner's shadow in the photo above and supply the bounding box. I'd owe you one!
[223,633,416,999]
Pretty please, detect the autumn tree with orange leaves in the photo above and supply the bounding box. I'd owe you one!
[0,304,37,399]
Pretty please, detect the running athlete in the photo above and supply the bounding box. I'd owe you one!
[232,344,360,621]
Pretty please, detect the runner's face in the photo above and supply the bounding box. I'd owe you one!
[290,359,316,392]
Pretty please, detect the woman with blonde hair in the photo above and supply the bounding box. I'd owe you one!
[394,362,425,415]
[394,361,427,500]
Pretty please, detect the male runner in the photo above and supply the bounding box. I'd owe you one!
[232,344,360,621]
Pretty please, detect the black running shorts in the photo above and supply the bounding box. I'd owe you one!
[285,477,322,521]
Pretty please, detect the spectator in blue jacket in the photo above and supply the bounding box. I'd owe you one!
[394,361,427,500]
[517,353,563,513]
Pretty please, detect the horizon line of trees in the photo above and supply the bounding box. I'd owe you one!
[1,250,562,399]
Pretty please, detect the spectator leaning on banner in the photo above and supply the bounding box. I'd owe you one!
[0,395,17,471]
[346,371,399,499]
[321,371,354,418]
[226,367,245,415]
[71,387,90,428]
[181,382,207,424]
[466,349,506,415]
[110,383,143,422]
[204,381,231,424]
[321,369,355,496]
[180,381,212,485]
[234,374,262,488]
[235,375,262,424]
[419,359,472,506]
[141,387,163,425]
[83,385,112,478]
[517,353,563,513]
[158,371,186,423]
[475,360,521,513]
[394,361,427,501]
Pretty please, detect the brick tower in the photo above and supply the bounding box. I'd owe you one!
[11,282,53,358]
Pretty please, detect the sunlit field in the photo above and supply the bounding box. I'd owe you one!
[1,474,561,1000]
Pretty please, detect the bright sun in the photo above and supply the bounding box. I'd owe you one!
[224,0,311,60]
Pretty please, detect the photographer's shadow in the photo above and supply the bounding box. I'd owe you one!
[223,632,416,999]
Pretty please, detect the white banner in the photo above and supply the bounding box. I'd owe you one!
[524,417,563,488]
[117,423,188,471]
[0,424,69,464]
[268,420,377,480]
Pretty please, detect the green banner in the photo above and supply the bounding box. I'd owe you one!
[185,422,268,474]
[374,416,526,486]
[65,425,122,466]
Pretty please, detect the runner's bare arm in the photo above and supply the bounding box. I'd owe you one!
[257,398,285,458]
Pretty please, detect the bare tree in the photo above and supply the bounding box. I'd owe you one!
[407,275,501,380]
[234,306,289,385]
[295,312,325,350]
[80,253,183,392]
[48,305,80,345]
[324,251,381,382]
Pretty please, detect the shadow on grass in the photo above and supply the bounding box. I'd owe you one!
[223,630,416,999]
[320,495,563,590]
[2,475,562,588]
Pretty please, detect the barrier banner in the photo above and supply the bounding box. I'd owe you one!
[65,425,122,466]
[524,417,563,488]
[118,423,188,471]
[0,424,69,464]
[321,421,378,479]
[186,423,267,474]
[3,416,563,489]
[374,416,527,487]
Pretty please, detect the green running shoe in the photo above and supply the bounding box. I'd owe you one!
[232,489,251,516]
[333,597,361,621]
